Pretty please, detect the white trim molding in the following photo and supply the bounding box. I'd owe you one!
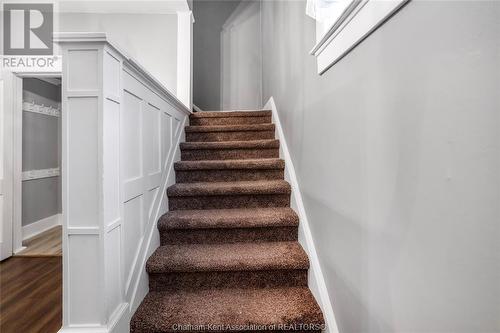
[192,104,203,112]
[2,67,62,260]
[310,0,410,74]
[22,213,62,240]
[264,97,339,333]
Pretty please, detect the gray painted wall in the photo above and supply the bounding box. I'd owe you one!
[261,1,500,332]
[22,79,61,226]
[193,0,241,110]
[220,1,262,110]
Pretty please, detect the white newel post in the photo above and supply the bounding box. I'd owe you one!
[56,33,191,333]
[177,11,194,109]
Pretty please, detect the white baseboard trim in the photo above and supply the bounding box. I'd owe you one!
[193,104,203,112]
[57,303,129,333]
[22,213,62,240]
[108,303,130,333]
[263,97,339,333]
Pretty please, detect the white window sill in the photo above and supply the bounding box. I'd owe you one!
[310,0,410,74]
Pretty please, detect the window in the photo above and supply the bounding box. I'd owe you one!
[307,0,410,74]
[306,0,355,43]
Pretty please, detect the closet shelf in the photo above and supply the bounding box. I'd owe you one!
[22,168,60,181]
[23,101,61,117]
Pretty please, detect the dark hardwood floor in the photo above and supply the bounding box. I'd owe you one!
[16,226,62,257]
[0,256,62,333]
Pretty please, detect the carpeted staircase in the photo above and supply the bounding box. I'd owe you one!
[131,110,325,332]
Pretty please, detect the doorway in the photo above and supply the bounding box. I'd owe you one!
[220,0,262,110]
[16,77,62,256]
[0,75,63,333]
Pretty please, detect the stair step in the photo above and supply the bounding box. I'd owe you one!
[189,110,272,126]
[190,110,272,118]
[147,241,308,273]
[185,123,275,132]
[180,139,280,161]
[167,180,291,210]
[160,207,298,230]
[159,207,298,244]
[185,124,275,142]
[147,241,308,291]
[167,180,290,197]
[174,158,285,182]
[130,287,325,333]
[174,158,284,171]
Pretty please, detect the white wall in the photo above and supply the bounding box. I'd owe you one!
[261,1,500,332]
[58,13,178,94]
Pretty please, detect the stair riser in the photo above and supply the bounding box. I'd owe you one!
[181,148,279,161]
[149,269,308,291]
[186,130,275,142]
[176,169,284,183]
[190,116,272,126]
[168,194,290,210]
[160,226,298,245]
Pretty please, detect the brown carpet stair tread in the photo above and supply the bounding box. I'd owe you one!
[185,123,275,133]
[167,180,291,197]
[190,110,271,118]
[174,158,284,171]
[131,287,323,333]
[180,139,279,150]
[159,207,299,230]
[146,241,308,273]
[132,110,325,333]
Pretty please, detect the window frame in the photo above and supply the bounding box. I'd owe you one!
[310,0,410,74]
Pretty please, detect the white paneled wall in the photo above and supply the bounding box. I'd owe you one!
[57,33,190,333]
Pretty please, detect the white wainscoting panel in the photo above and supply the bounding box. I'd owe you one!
[103,98,121,224]
[102,47,124,327]
[161,112,173,167]
[68,234,102,324]
[123,195,143,290]
[67,96,99,229]
[67,49,99,91]
[56,33,191,333]
[105,225,123,320]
